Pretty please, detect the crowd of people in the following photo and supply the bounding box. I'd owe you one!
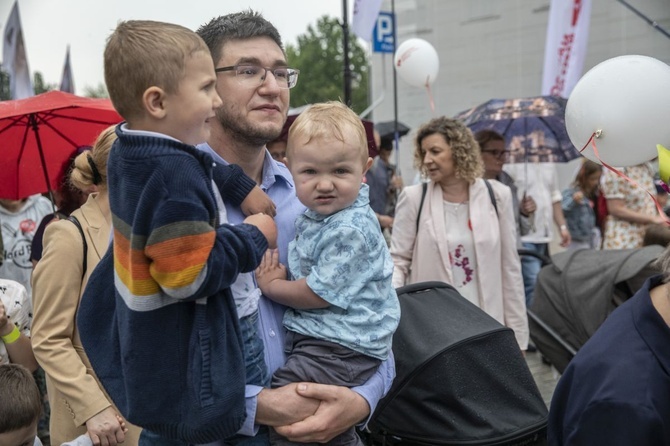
[0,7,669,446]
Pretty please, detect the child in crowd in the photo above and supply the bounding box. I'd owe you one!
[561,160,603,250]
[0,364,128,446]
[76,20,277,444]
[0,363,46,446]
[0,279,36,371]
[256,101,400,446]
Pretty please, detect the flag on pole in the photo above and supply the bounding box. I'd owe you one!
[541,0,592,98]
[352,0,383,42]
[59,45,74,93]
[2,1,33,99]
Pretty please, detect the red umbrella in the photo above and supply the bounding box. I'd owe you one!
[0,90,122,200]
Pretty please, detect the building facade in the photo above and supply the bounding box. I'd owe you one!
[368,0,670,186]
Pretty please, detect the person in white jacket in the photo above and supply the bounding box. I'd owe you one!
[390,117,528,350]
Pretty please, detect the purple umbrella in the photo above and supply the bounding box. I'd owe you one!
[454,95,581,164]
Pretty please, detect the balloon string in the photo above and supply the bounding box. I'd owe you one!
[425,81,435,115]
[579,133,669,225]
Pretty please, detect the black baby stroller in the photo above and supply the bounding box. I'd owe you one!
[526,245,663,374]
[367,282,548,446]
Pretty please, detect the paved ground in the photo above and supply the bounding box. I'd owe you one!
[525,349,561,408]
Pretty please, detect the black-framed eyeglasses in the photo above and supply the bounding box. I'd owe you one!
[215,64,300,89]
[481,149,510,159]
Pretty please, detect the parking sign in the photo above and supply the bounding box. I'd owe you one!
[373,12,394,53]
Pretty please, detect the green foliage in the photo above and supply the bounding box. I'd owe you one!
[33,71,56,94]
[287,15,369,114]
[0,69,59,98]
[0,68,108,99]
[0,69,9,100]
[83,83,109,98]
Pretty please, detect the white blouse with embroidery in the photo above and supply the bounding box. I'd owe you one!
[443,200,481,307]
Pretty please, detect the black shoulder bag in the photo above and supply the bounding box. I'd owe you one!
[66,215,88,278]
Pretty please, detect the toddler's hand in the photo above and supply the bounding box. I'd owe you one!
[244,213,277,249]
[241,186,276,217]
[256,249,287,296]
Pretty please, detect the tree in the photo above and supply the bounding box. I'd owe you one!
[0,69,57,98]
[83,83,109,98]
[0,69,51,98]
[0,69,9,101]
[286,15,369,114]
[33,71,56,94]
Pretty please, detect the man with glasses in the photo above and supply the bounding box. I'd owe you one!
[475,130,535,243]
[196,11,393,446]
[500,137,571,310]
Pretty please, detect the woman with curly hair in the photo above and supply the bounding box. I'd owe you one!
[390,117,528,350]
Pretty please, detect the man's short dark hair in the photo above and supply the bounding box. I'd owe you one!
[197,10,284,64]
[379,137,393,151]
[0,364,42,433]
[473,129,505,149]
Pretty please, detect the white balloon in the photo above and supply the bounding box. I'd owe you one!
[393,38,439,88]
[566,55,670,167]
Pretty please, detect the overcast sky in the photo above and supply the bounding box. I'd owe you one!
[0,0,354,95]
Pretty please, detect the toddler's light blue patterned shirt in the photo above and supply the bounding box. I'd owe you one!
[285,184,400,360]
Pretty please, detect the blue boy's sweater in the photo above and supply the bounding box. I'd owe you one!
[78,128,268,443]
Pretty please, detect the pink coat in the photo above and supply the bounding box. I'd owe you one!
[390,179,529,349]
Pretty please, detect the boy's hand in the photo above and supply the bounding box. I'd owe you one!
[85,406,125,445]
[256,249,287,295]
[115,414,129,433]
[241,186,276,217]
[244,213,277,249]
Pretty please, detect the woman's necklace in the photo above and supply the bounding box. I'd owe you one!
[444,199,468,215]
[440,181,470,214]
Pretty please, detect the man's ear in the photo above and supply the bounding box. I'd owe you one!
[142,86,167,119]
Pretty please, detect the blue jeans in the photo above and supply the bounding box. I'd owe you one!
[520,242,548,308]
[240,311,269,388]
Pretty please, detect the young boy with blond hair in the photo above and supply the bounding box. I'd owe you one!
[77,20,277,444]
[256,101,400,446]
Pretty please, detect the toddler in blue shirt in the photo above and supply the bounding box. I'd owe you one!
[256,101,400,446]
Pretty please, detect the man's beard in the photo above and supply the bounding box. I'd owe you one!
[215,106,284,147]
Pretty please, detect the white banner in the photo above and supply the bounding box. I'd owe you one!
[2,1,33,99]
[352,0,383,42]
[59,45,74,93]
[541,0,592,98]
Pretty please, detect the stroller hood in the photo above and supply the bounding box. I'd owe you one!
[530,245,663,373]
[369,282,547,445]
